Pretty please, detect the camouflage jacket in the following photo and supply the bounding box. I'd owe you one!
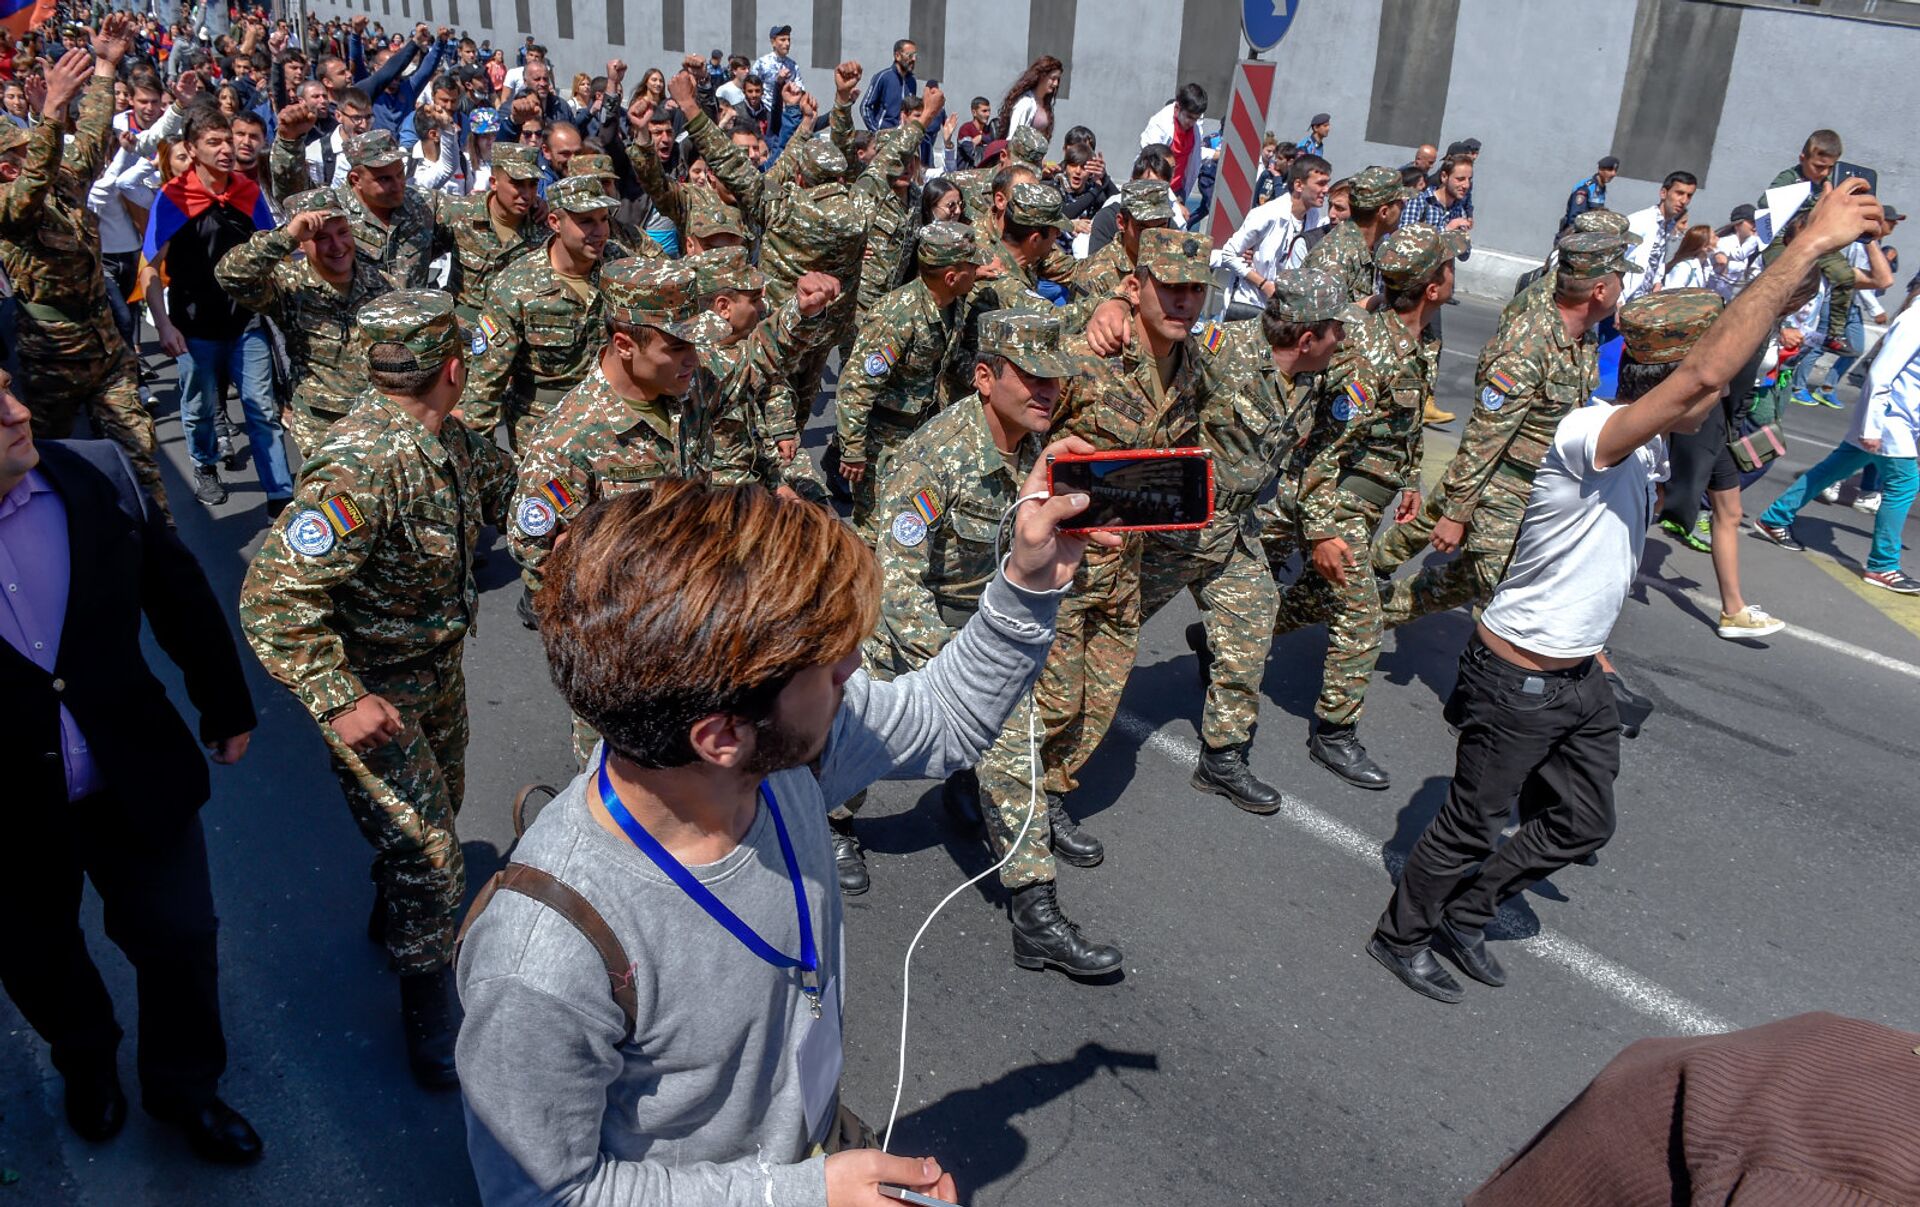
[1193,317,1321,513]
[856,188,914,314]
[872,397,1040,671]
[945,238,1113,404]
[625,135,743,243]
[506,361,761,589]
[268,135,320,204]
[238,393,514,719]
[0,74,114,320]
[700,295,822,459]
[1302,219,1380,303]
[1072,238,1133,302]
[441,191,546,315]
[462,248,612,432]
[1438,284,1598,534]
[838,277,966,452]
[1294,308,1433,541]
[338,181,456,290]
[216,226,391,420]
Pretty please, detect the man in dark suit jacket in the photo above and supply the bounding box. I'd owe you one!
[0,377,264,1164]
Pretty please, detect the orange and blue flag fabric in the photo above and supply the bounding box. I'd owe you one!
[0,0,56,39]
[141,168,276,272]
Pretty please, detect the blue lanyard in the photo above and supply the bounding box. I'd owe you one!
[595,755,822,1015]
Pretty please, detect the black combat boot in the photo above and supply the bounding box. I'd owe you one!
[828,814,870,896]
[517,584,540,630]
[1008,881,1123,978]
[1191,740,1282,814]
[1046,793,1104,867]
[1308,722,1391,790]
[1185,621,1213,686]
[941,768,984,835]
[398,967,460,1089]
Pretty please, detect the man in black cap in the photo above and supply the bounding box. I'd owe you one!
[1711,203,1762,298]
[751,23,805,99]
[1302,112,1330,157]
[1564,155,1619,232]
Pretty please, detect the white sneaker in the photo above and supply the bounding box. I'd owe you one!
[1816,484,1841,504]
[1718,605,1786,640]
[1854,491,1883,514]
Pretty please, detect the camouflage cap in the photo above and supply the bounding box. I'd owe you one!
[1118,179,1175,224]
[916,220,992,269]
[1571,207,1640,245]
[1349,165,1412,209]
[360,289,463,372]
[344,129,406,169]
[1135,227,1212,286]
[1266,269,1350,324]
[601,259,707,340]
[1006,181,1066,231]
[566,151,616,180]
[0,121,29,155]
[1376,224,1469,285]
[792,136,849,184]
[686,204,747,242]
[491,142,541,181]
[686,246,767,295]
[979,309,1075,378]
[1008,124,1049,167]
[286,186,347,222]
[546,174,622,214]
[1556,230,1637,280]
[1618,288,1722,365]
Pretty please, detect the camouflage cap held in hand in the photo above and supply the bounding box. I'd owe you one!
[1265,269,1350,325]
[566,151,616,180]
[1349,165,1412,209]
[1619,288,1722,365]
[1134,226,1213,286]
[1008,124,1049,168]
[361,289,463,372]
[601,259,707,340]
[286,186,347,223]
[1571,207,1640,245]
[491,142,541,181]
[546,174,622,214]
[916,220,992,269]
[686,245,766,295]
[1118,179,1175,224]
[1376,224,1469,285]
[1556,230,1637,280]
[1006,181,1066,231]
[979,309,1075,379]
[345,129,407,169]
[792,136,850,184]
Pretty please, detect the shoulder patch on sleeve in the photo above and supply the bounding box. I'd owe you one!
[320,493,366,537]
[890,511,928,548]
[284,507,337,557]
[863,344,898,377]
[1200,322,1225,353]
[910,488,943,525]
[536,478,578,516]
[1487,368,1520,395]
[1480,386,1506,411]
[514,495,558,536]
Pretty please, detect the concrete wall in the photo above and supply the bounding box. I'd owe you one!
[306,0,1920,289]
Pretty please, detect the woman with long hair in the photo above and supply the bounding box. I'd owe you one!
[1663,223,1714,291]
[216,83,241,118]
[919,176,965,226]
[639,66,683,134]
[995,54,1062,140]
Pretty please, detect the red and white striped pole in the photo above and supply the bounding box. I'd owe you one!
[1208,60,1278,248]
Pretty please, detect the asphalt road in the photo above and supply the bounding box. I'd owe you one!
[5,294,1918,1206]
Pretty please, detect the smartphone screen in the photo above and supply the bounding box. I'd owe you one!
[1047,451,1213,531]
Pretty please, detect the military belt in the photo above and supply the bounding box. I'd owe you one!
[1336,474,1397,509]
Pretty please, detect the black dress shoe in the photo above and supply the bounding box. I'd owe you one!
[1366,935,1464,1004]
[148,1097,264,1165]
[1191,740,1282,814]
[64,1068,127,1142]
[399,968,460,1089]
[1046,793,1104,867]
[1185,621,1214,686]
[1009,881,1123,978]
[1308,723,1391,790]
[828,815,870,896]
[1434,919,1507,987]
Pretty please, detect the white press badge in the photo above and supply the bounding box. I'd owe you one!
[796,975,844,1141]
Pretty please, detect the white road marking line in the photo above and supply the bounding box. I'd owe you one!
[1633,573,1920,681]
[1113,712,1733,1036]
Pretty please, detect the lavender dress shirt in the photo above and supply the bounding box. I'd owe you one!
[0,470,102,800]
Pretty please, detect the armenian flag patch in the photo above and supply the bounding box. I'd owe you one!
[1343,381,1373,410]
[537,478,576,514]
[321,494,365,537]
[479,315,503,343]
[1200,323,1225,354]
[1488,368,1519,395]
[910,488,942,525]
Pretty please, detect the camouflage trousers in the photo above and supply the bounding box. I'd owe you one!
[849,407,932,541]
[1255,482,1303,569]
[1036,546,1143,795]
[1371,496,1519,630]
[1272,506,1384,727]
[789,296,859,437]
[1139,519,1278,748]
[19,315,170,518]
[320,645,469,975]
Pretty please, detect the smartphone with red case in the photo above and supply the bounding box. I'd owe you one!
[1046,448,1214,533]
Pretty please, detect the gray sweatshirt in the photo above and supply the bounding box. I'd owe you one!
[456,571,1060,1206]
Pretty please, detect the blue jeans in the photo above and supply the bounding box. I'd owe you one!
[1810,305,1867,389]
[179,327,292,498]
[1760,442,1917,573]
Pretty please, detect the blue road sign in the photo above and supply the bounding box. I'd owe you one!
[1243,0,1298,53]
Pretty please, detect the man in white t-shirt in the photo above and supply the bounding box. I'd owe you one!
[1365,180,1884,1004]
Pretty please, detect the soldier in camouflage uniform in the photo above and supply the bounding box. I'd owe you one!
[1371,233,1631,627]
[853,124,926,319]
[1272,226,1463,791]
[837,221,990,538]
[274,129,457,290]
[566,150,665,261]
[1302,166,1411,302]
[0,33,170,514]
[1506,209,1638,317]
[438,143,548,321]
[1147,271,1354,814]
[1034,228,1218,863]
[217,187,391,455]
[238,290,514,1089]
[623,106,748,253]
[841,310,1124,976]
[1072,179,1175,301]
[463,175,624,448]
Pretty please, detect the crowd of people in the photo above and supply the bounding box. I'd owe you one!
[4,3,1917,1203]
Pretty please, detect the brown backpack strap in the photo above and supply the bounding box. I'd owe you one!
[510,783,560,839]
[456,863,639,1044]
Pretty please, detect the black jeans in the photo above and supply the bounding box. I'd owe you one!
[0,804,226,1108]
[1377,635,1619,951]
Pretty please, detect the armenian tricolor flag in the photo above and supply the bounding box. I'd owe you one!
[537,479,575,513]
[0,0,55,39]
[136,167,276,301]
[909,488,941,525]
[321,494,365,537]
